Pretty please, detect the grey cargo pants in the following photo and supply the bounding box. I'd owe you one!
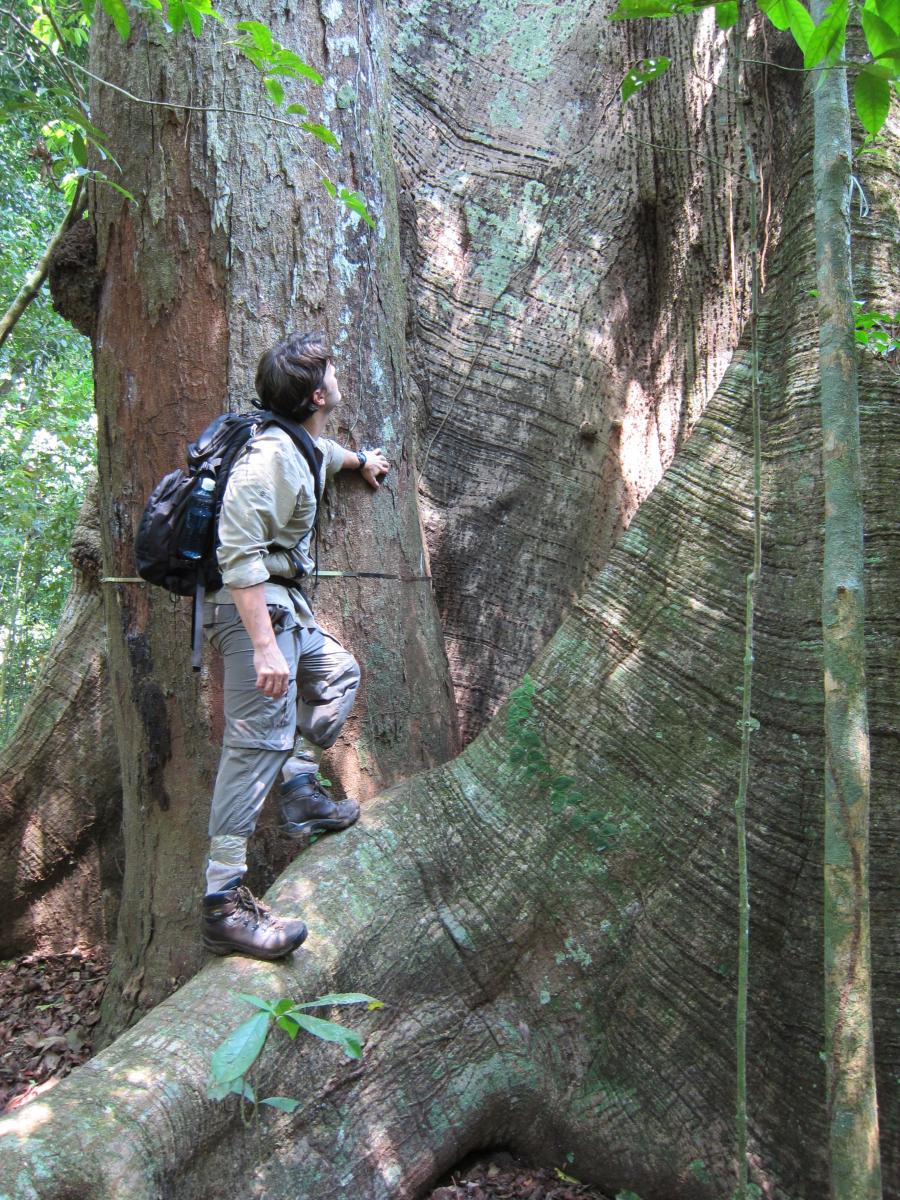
[203,601,360,840]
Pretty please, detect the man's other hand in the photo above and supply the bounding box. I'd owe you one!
[253,642,290,697]
[361,448,390,490]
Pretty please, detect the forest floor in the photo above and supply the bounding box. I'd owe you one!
[1,952,615,1199]
[423,1152,616,1199]
[0,946,108,1112]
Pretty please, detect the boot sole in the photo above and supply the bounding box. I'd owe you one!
[202,925,308,960]
[279,814,359,842]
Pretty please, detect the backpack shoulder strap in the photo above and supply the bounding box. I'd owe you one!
[256,413,324,506]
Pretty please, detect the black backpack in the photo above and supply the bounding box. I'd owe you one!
[135,409,323,667]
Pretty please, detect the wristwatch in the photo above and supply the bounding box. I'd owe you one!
[356,449,368,470]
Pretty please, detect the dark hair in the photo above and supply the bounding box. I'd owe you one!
[254,331,331,422]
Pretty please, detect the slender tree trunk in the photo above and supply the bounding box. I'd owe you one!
[811,12,882,1197]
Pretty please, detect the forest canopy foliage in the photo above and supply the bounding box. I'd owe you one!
[0,112,93,742]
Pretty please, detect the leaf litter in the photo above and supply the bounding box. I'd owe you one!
[0,947,109,1112]
[424,1151,615,1200]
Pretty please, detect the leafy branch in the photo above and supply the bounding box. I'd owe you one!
[613,0,900,135]
[0,0,377,340]
[207,991,384,1115]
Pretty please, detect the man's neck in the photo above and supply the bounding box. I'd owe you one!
[302,409,328,440]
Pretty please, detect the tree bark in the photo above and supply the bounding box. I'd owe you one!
[392,0,803,742]
[0,481,121,958]
[87,0,459,1034]
[0,101,896,1194]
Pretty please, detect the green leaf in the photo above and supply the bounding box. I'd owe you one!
[236,993,278,1014]
[209,1011,271,1085]
[168,0,185,34]
[271,49,324,84]
[286,102,308,115]
[340,188,376,225]
[874,0,900,31]
[786,0,815,52]
[183,2,203,37]
[301,122,341,148]
[207,1076,255,1102]
[803,0,849,68]
[870,41,900,68]
[611,0,679,15]
[265,77,285,106]
[260,1095,301,1112]
[294,992,382,1008]
[854,63,892,133]
[861,10,900,69]
[275,1014,301,1039]
[100,0,130,38]
[757,0,792,31]
[71,130,87,167]
[862,4,896,48]
[715,1,738,27]
[291,1012,364,1058]
[95,174,137,203]
[235,19,274,56]
[59,108,107,141]
[321,177,338,200]
[759,0,815,47]
[621,56,671,102]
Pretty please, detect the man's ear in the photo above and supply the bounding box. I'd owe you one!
[310,387,326,409]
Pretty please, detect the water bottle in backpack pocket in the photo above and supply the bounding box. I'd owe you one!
[178,474,216,560]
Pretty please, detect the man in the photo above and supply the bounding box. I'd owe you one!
[200,331,389,961]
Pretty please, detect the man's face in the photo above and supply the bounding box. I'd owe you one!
[317,360,341,413]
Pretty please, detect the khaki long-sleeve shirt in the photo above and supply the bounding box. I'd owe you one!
[207,426,343,622]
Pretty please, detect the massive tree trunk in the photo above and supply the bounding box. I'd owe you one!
[0,483,121,958]
[88,0,458,1032]
[393,1,801,741]
[0,65,896,1196]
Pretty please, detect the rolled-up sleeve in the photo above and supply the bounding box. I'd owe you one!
[217,436,302,589]
[319,437,345,481]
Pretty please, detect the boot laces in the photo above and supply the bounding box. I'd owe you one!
[233,885,272,927]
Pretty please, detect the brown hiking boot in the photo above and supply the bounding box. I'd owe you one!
[202,885,308,961]
[278,773,360,843]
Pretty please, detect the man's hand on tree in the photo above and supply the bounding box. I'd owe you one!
[361,448,390,490]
